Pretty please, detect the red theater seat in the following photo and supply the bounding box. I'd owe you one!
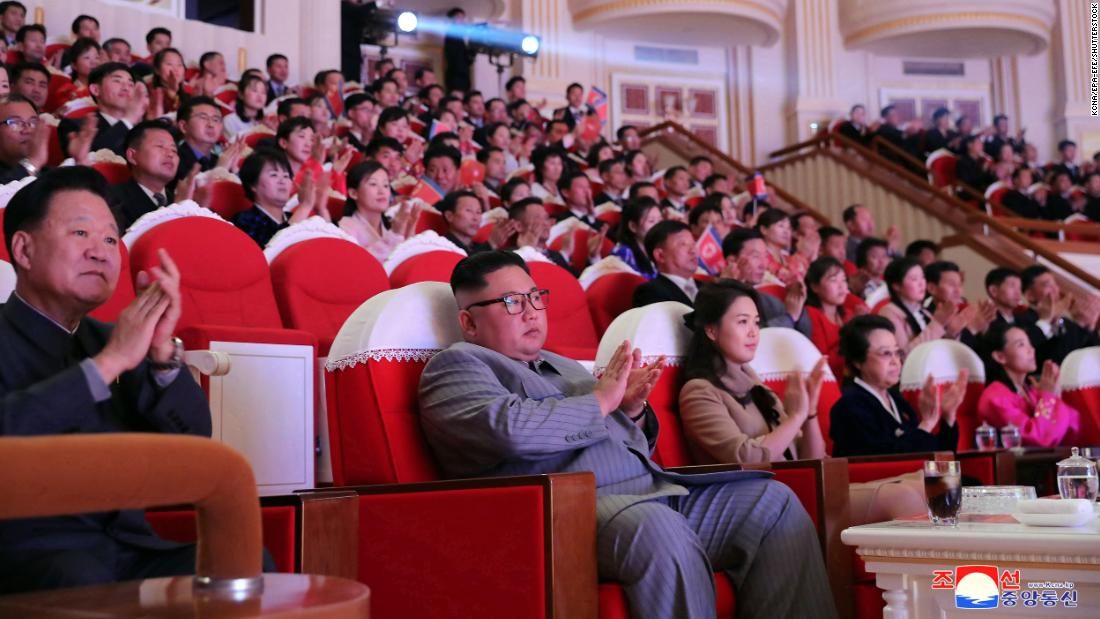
[388,249,465,288]
[146,502,298,573]
[206,177,253,220]
[87,240,135,323]
[126,210,318,495]
[584,271,646,337]
[1060,346,1100,444]
[926,149,957,189]
[529,261,600,361]
[270,236,389,356]
[899,340,986,450]
[324,282,597,617]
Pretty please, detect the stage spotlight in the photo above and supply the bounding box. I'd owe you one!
[520,35,540,56]
[397,11,418,33]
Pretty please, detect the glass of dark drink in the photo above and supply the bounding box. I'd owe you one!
[923,460,962,526]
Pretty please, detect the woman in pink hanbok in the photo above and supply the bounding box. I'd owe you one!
[977,322,1080,447]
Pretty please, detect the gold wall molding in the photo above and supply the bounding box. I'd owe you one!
[845,11,1049,47]
[571,0,784,26]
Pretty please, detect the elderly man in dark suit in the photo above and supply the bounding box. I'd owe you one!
[0,166,212,593]
[633,220,699,308]
[419,251,835,619]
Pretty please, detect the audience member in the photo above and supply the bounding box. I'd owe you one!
[632,220,698,307]
[232,148,328,248]
[903,239,939,267]
[830,315,966,457]
[0,94,47,183]
[977,321,1079,447]
[439,189,510,255]
[339,160,420,262]
[223,73,267,140]
[0,166,212,593]
[507,197,573,272]
[0,1,25,47]
[110,120,182,230]
[418,250,836,619]
[14,23,44,65]
[679,279,926,524]
[721,227,812,337]
[610,197,660,279]
[754,208,807,287]
[660,166,691,217]
[9,61,46,110]
[804,256,859,378]
[850,237,889,300]
[59,63,145,158]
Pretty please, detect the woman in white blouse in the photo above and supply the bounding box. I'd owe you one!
[223,74,267,141]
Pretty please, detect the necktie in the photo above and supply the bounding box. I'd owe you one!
[683,280,698,301]
[153,193,167,207]
[528,360,543,375]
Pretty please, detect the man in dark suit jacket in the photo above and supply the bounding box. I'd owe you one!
[0,166,212,594]
[1050,140,1082,185]
[1000,168,1042,219]
[633,220,698,308]
[419,251,836,618]
[1020,265,1100,366]
[57,63,145,158]
[552,83,596,130]
[108,120,179,231]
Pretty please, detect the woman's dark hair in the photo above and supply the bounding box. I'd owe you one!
[805,256,846,316]
[616,197,659,277]
[500,177,529,205]
[276,116,313,142]
[343,160,389,217]
[981,321,1026,391]
[238,148,292,202]
[838,314,895,380]
[69,37,102,81]
[742,200,771,222]
[531,146,567,184]
[623,150,647,178]
[884,256,925,337]
[372,106,408,140]
[151,48,187,99]
[234,74,266,122]
[683,280,784,429]
[585,140,612,168]
[753,207,787,232]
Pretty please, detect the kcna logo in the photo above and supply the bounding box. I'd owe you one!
[932,566,1079,609]
[932,565,1019,609]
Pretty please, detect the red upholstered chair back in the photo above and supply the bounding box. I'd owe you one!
[529,261,599,359]
[899,339,986,450]
[1059,347,1100,444]
[270,237,389,355]
[596,302,693,465]
[206,179,253,220]
[91,161,131,185]
[88,241,135,323]
[128,216,283,330]
[984,181,1011,216]
[584,272,646,337]
[325,282,463,485]
[46,124,65,166]
[926,149,958,188]
[414,210,449,235]
[388,250,465,288]
[751,328,840,453]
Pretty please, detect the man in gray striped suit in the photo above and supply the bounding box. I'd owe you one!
[418,251,836,619]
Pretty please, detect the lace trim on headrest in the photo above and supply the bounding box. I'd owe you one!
[593,355,683,374]
[87,149,127,165]
[197,166,242,184]
[325,348,442,371]
[1061,379,1100,392]
[263,216,357,262]
[579,255,639,289]
[512,245,553,264]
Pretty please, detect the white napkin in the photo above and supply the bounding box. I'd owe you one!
[1016,499,1093,515]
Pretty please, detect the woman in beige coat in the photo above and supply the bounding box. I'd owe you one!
[678,279,925,525]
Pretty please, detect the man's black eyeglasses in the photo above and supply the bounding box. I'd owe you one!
[464,288,550,315]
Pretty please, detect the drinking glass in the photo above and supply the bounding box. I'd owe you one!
[974,422,997,451]
[1000,424,1021,449]
[924,460,962,526]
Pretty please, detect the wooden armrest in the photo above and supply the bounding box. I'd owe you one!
[307,472,597,619]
